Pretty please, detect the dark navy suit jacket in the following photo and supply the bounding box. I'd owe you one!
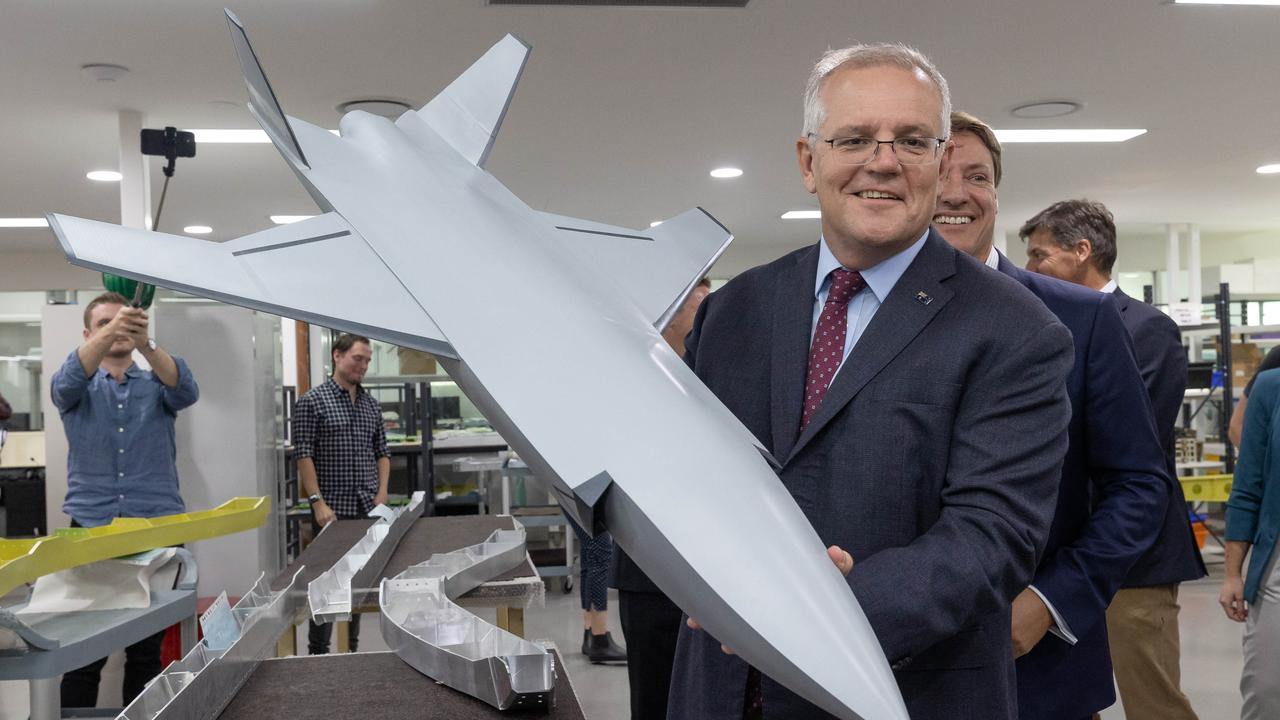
[1112,288,1205,586]
[997,255,1172,719]
[667,234,1074,720]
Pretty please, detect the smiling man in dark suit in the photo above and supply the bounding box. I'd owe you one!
[933,113,1176,719]
[1022,198,1205,720]
[666,46,1075,720]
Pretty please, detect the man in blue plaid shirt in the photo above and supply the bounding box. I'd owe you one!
[292,333,390,653]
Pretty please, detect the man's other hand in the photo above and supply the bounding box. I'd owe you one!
[313,499,336,528]
[1220,575,1249,622]
[1011,588,1052,658]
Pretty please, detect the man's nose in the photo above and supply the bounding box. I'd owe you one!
[937,172,965,205]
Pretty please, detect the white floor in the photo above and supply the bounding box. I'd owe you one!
[0,568,1249,720]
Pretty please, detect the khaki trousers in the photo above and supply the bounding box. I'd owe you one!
[1242,549,1280,720]
[1105,584,1198,720]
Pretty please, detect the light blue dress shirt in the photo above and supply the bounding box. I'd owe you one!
[812,230,930,368]
[52,349,200,527]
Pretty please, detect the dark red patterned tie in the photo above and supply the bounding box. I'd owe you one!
[801,268,866,430]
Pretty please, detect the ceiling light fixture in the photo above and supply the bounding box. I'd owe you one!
[270,215,315,224]
[1257,164,1280,174]
[80,64,130,83]
[710,167,743,179]
[183,225,213,234]
[1174,0,1280,6]
[0,218,49,228]
[86,170,123,182]
[650,221,664,227]
[1010,101,1082,119]
[337,99,413,118]
[781,210,822,220]
[994,129,1147,143]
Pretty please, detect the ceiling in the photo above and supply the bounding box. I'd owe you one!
[2,0,1279,275]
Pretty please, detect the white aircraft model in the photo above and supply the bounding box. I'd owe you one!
[48,10,908,719]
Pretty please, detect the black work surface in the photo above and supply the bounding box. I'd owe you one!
[216,650,584,720]
[273,516,538,593]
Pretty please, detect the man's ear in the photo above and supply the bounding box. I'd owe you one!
[796,137,818,194]
[1075,238,1094,262]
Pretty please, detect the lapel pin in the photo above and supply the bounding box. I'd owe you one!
[915,290,933,305]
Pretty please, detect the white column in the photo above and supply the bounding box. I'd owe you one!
[1188,223,1202,308]
[1165,224,1181,304]
[117,110,151,229]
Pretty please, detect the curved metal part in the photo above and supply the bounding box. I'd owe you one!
[118,569,306,720]
[308,491,424,623]
[379,527,554,711]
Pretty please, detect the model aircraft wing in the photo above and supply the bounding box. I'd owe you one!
[409,34,530,167]
[539,207,732,332]
[46,212,457,359]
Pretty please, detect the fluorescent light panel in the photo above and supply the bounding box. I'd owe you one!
[994,129,1147,143]
[1257,163,1280,174]
[1174,1,1280,6]
[710,167,743,178]
[781,210,821,220]
[183,225,213,234]
[0,218,49,228]
[86,170,123,181]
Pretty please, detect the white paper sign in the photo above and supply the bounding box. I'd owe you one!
[1167,302,1202,327]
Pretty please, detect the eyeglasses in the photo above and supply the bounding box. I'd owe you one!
[811,135,948,165]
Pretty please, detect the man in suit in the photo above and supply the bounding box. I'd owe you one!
[933,112,1175,719]
[1022,198,1205,720]
[667,45,1075,720]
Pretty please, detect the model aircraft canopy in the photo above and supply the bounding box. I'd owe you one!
[46,212,457,359]
[411,34,530,167]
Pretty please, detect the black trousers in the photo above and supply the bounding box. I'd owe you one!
[308,614,362,654]
[60,518,167,708]
[619,589,683,720]
[61,629,165,708]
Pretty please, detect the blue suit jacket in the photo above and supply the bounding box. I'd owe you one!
[1226,368,1280,603]
[667,234,1074,720]
[997,255,1172,719]
[1112,288,1205,586]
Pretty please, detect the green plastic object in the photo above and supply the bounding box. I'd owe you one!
[101,273,156,308]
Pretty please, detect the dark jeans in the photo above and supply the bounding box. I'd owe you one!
[60,630,165,708]
[619,590,683,720]
[308,614,361,654]
[60,518,168,708]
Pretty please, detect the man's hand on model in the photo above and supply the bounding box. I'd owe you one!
[687,545,855,655]
[1010,588,1052,658]
[373,490,388,508]
[313,498,336,527]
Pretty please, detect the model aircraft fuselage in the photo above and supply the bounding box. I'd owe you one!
[45,11,908,719]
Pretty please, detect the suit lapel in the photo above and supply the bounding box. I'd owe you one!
[785,232,957,466]
[769,244,820,461]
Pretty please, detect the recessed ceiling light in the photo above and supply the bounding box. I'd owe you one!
[1174,1,1280,5]
[337,99,413,118]
[650,221,664,227]
[86,170,123,182]
[710,167,743,179]
[1010,101,1082,119]
[270,215,315,224]
[1257,164,1280,174]
[183,225,213,234]
[994,129,1147,143]
[781,210,822,220]
[0,218,49,228]
[80,64,130,83]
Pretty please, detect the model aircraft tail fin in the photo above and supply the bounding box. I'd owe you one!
[225,9,310,170]
[540,207,733,332]
[410,34,531,167]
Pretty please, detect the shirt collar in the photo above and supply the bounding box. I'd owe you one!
[983,246,1001,270]
[1100,279,1118,293]
[326,376,364,397]
[96,362,142,380]
[815,229,930,302]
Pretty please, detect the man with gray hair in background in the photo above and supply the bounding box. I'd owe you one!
[1023,199,1205,720]
[667,43,1073,720]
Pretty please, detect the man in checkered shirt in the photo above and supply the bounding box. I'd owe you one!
[292,333,390,653]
